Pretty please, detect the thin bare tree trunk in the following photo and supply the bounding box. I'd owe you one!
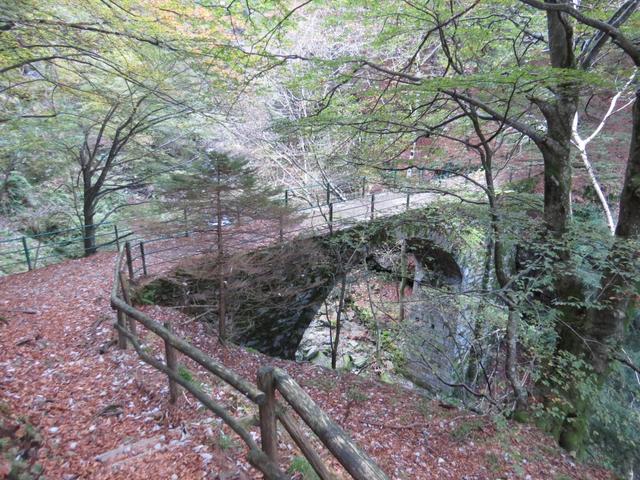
[505,307,528,418]
[216,167,226,344]
[331,275,347,370]
[398,238,408,321]
[571,70,636,234]
[363,256,381,362]
[574,138,616,233]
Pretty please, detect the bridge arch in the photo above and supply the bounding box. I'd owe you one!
[138,211,486,375]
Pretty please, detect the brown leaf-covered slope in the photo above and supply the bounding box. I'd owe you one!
[0,253,613,479]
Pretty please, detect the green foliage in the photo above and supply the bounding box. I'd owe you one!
[492,413,509,433]
[451,418,484,442]
[178,366,195,383]
[352,303,374,327]
[380,329,406,372]
[0,0,638,474]
[136,284,161,306]
[535,353,597,419]
[216,432,237,451]
[0,173,32,214]
[287,456,320,480]
[157,149,287,230]
[0,408,43,480]
[588,357,640,475]
[416,398,432,418]
[346,385,368,403]
[305,375,337,393]
[505,176,538,194]
[485,452,502,474]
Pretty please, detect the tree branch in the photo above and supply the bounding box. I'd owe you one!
[519,0,640,65]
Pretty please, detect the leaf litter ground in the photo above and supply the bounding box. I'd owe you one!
[0,252,614,479]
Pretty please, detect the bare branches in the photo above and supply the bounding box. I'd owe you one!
[401,1,480,73]
[8,18,178,52]
[443,90,545,145]
[519,0,640,66]
[578,0,640,69]
[0,53,92,74]
[572,69,638,233]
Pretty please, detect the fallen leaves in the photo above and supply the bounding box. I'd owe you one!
[0,250,617,480]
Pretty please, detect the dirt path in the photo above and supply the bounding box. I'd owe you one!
[0,253,614,480]
[0,253,240,479]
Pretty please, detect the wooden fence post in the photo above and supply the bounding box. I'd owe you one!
[163,321,179,404]
[284,189,289,207]
[273,369,389,480]
[326,185,330,205]
[406,193,410,211]
[257,367,278,466]
[124,241,134,280]
[113,225,120,251]
[370,194,375,221]
[139,242,148,276]
[361,177,366,197]
[329,203,333,236]
[118,271,137,339]
[116,309,128,349]
[21,236,32,271]
[277,410,336,480]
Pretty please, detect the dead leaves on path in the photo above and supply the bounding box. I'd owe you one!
[0,252,615,480]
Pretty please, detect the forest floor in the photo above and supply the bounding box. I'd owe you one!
[0,252,615,480]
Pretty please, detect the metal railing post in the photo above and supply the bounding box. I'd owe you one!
[140,241,148,276]
[370,194,375,221]
[329,203,334,236]
[125,241,134,280]
[21,236,32,271]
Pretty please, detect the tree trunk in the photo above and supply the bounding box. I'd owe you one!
[540,140,574,236]
[216,168,226,344]
[465,235,493,386]
[83,204,97,256]
[545,91,640,457]
[581,92,640,386]
[540,7,579,236]
[81,158,99,256]
[331,274,347,370]
[506,307,529,419]
[398,238,408,321]
[616,91,640,239]
[531,8,591,450]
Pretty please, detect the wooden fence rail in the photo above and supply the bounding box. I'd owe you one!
[109,247,389,480]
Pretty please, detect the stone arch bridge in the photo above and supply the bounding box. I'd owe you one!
[141,206,486,361]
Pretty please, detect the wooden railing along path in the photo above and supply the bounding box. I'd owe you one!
[110,246,389,480]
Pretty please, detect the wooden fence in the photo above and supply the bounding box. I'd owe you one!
[110,246,389,480]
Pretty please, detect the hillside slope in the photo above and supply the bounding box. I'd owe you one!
[0,254,614,479]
